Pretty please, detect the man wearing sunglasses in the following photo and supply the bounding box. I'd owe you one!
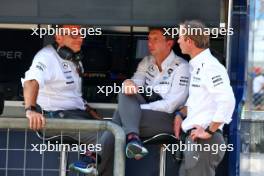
[22,25,101,173]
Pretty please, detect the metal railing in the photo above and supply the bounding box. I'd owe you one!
[0,117,125,176]
[252,93,264,110]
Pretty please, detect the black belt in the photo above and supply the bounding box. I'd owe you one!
[185,128,222,136]
[42,110,64,118]
[140,92,162,103]
[43,110,62,114]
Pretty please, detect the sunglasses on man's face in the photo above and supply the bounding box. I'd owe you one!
[64,33,85,39]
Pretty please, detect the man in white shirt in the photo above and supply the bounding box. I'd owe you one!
[252,68,264,110]
[70,27,190,176]
[175,20,236,176]
[22,25,101,172]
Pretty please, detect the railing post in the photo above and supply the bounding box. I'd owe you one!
[0,117,126,176]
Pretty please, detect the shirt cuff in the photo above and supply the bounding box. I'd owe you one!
[22,76,44,88]
[212,116,232,124]
[140,104,152,110]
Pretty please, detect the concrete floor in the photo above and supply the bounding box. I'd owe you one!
[240,153,264,176]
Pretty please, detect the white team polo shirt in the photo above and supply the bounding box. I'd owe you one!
[131,51,190,113]
[182,49,236,132]
[22,45,86,111]
[253,75,264,94]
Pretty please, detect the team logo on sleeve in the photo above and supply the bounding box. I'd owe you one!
[196,68,201,75]
[212,75,223,87]
[148,65,155,72]
[163,68,174,80]
[179,76,189,86]
[146,71,154,78]
[62,62,69,69]
[167,68,173,76]
[35,62,46,71]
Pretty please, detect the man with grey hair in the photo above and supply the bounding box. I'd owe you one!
[175,20,236,176]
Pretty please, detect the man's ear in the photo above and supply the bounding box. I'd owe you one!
[187,38,194,46]
[167,40,175,48]
[55,35,63,45]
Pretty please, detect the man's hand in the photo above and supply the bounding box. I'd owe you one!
[26,110,46,131]
[123,79,138,95]
[88,109,102,120]
[190,125,212,141]
[174,116,182,139]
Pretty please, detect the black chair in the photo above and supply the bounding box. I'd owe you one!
[143,133,181,176]
[36,131,81,176]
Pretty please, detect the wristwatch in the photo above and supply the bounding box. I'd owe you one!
[205,126,215,135]
[174,111,186,120]
[25,106,37,112]
[85,105,96,113]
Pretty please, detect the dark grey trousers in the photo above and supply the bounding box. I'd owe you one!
[99,93,175,176]
[43,109,101,149]
[181,132,226,176]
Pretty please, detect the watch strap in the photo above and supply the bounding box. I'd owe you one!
[175,111,186,119]
[25,106,37,112]
[205,126,215,135]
